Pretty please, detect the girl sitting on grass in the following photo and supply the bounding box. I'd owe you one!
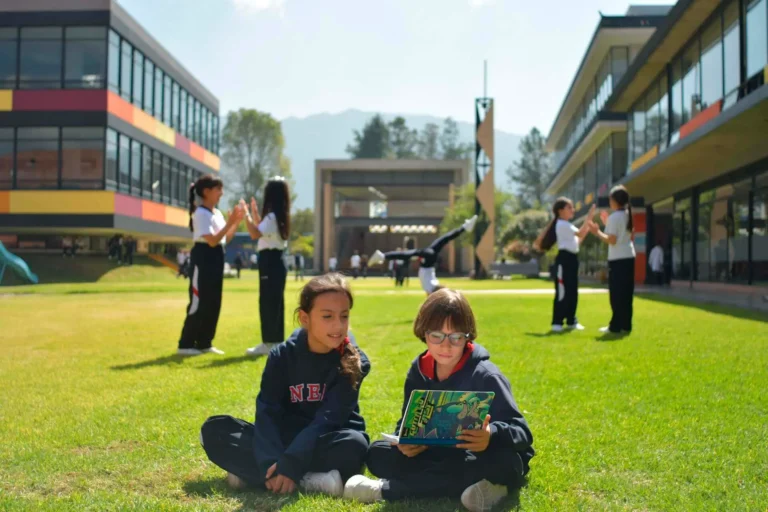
[199,273,371,497]
[343,289,534,512]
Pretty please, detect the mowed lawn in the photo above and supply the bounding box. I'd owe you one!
[1,269,766,511]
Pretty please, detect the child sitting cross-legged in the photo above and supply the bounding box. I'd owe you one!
[343,289,534,511]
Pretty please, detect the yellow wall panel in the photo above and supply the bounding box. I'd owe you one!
[0,90,12,111]
[10,191,115,214]
[165,205,189,227]
[630,145,659,172]
[155,123,176,147]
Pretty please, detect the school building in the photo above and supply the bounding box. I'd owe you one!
[546,0,768,290]
[0,0,219,253]
[313,159,472,274]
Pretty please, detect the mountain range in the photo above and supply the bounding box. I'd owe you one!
[280,109,523,210]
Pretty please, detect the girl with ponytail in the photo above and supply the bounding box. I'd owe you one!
[199,273,371,498]
[590,185,636,334]
[177,174,245,356]
[534,197,595,332]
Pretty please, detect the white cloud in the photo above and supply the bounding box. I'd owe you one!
[232,0,286,14]
[468,0,495,7]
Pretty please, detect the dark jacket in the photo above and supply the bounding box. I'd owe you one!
[395,342,534,470]
[252,328,370,482]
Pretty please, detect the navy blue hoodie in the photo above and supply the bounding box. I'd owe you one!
[395,342,534,472]
[252,328,371,482]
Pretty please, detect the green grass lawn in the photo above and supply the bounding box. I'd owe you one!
[1,271,766,511]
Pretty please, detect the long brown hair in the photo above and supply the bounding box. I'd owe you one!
[262,178,291,240]
[534,197,572,252]
[295,273,362,388]
[413,288,477,343]
[610,185,633,232]
[188,174,223,231]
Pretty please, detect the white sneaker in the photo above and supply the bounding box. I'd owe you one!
[202,347,225,355]
[300,469,343,497]
[567,323,585,331]
[245,343,273,356]
[461,479,508,512]
[598,326,610,333]
[226,472,248,490]
[177,348,203,356]
[368,250,385,266]
[343,474,384,503]
[463,215,478,233]
[551,324,564,333]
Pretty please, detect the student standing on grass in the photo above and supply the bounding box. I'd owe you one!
[350,251,361,279]
[200,274,371,497]
[535,199,595,333]
[177,175,245,356]
[243,177,292,357]
[367,215,477,295]
[590,185,636,334]
[343,289,533,512]
[649,241,664,285]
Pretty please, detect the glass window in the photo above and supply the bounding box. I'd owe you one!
[584,154,596,201]
[106,128,117,188]
[170,160,179,205]
[64,27,106,89]
[632,98,646,160]
[143,58,153,113]
[186,94,194,139]
[645,80,661,150]
[0,128,13,189]
[212,115,219,153]
[131,139,141,193]
[152,150,162,201]
[108,30,119,93]
[154,67,163,119]
[16,127,59,189]
[132,49,143,107]
[61,127,104,189]
[611,132,627,183]
[162,155,171,202]
[118,133,130,192]
[746,0,768,78]
[163,75,171,126]
[753,184,768,283]
[120,39,132,101]
[0,28,18,89]
[19,27,63,89]
[659,74,669,149]
[700,16,724,109]
[180,90,187,138]
[194,100,201,143]
[171,81,179,130]
[681,41,701,124]
[142,146,152,198]
[573,169,584,203]
[671,60,684,132]
[723,0,741,106]
[672,199,692,279]
[611,46,629,85]
[596,138,611,198]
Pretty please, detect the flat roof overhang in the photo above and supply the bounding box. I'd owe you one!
[619,85,768,203]
[607,0,722,112]
[546,115,627,196]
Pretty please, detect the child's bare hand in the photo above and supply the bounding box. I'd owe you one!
[397,444,427,457]
[456,414,492,452]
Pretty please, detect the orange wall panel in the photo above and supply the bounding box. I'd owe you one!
[0,191,9,213]
[107,91,134,123]
[165,205,189,227]
[141,200,165,223]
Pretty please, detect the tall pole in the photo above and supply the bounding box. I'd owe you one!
[474,61,494,279]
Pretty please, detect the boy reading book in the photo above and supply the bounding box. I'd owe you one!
[343,289,534,511]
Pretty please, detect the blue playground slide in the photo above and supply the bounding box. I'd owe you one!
[0,241,39,285]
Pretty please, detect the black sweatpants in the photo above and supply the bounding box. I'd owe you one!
[200,415,369,486]
[258,249,287,344]
[552,250,579,326]
[366,440,527,501]
[178,243,224,350]
[608,257,635,332]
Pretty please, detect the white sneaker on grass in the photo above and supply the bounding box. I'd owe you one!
[463,215,478,233]
[226,472,248,490]
[599,326,622,334]
[461,479,508,512]
[202,347,225,355]
[343,474,384,502]
[245,343,274,356]
[299,469,343,497]
[177,348,203,356]
[368,250,385,266]
[551,324,564,333]
[567,323,585,331]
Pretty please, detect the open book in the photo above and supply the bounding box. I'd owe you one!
[382,390,494,446]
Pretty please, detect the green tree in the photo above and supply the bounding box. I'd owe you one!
[290,234,314,258]
[505,127,553,209]
[417,122,440,159]
[440,184,517,251]
[388,116,419,158]
[440,117,472,160]
[346,114,391,158]
[221,109,293,206]
[500,209,550,247]
[291,207,314,239]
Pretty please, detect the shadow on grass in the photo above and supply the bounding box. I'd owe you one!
[198,355,261,369]
[640,293,768,323]
[183,477,298,511]
[595,332,630,342]
[110,354,187,371]
[524,331,569,338]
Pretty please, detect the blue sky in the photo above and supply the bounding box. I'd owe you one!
[119,0,673,135]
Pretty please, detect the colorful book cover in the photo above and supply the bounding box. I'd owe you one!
[396,390,495,446]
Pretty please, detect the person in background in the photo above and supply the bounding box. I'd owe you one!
[648,241,664,286]
[350,251,361,279]
[360,254,368,279]
[294,253,305,281]
[234,252,244,279]
[62,236,72,258]
[124,236,135,266]
[177,250,188,278]
[329,254,338,272]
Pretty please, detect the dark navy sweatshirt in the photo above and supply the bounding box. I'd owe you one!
[251,328,371,482]
[395,342,534,472]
